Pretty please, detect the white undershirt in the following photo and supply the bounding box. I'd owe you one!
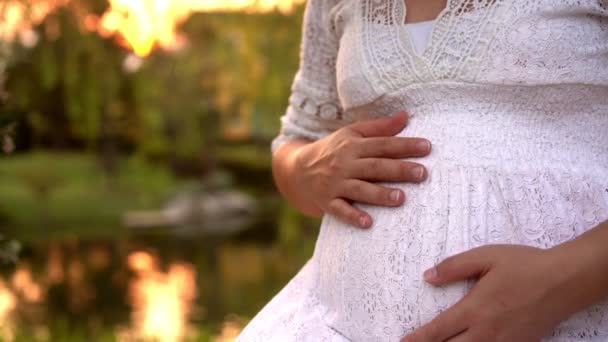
[404,19,436,54]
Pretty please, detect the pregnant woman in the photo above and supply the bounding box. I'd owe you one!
[238,0,608,341]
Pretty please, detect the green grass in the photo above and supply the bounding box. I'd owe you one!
[0,152,186,240]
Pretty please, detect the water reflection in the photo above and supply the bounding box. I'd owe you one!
[0,232,308,341]
[0,279,16,340]
[121,251,197,341]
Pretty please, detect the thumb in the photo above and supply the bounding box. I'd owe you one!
[349,111,408,138]
[423,247,494,285]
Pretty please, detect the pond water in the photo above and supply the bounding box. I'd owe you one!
[0,228,315,341]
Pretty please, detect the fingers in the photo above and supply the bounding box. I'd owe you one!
[338,179,405,207]
[325,198,372,229]
[356,137,432,158]
[349,159,427,183]
[401,302,470,342]
[349,111,409,138]
[424,247,495,285]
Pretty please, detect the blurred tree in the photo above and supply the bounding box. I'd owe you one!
[1,1,304,174]
[4,2,132,182]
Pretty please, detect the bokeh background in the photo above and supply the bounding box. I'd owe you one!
[0,1,322,341]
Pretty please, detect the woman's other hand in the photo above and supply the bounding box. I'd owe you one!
[401,235,608,342]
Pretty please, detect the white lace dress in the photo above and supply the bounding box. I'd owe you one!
[237,0,608,341]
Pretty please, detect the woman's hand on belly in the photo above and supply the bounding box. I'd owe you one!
[400,245,578,342]
[292,111,431,228]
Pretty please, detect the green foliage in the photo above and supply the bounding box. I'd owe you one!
[1,3,304,163]
[0,152,184,239]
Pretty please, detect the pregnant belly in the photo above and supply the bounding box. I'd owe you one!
[313,165,608,341]
[311,105,608,341]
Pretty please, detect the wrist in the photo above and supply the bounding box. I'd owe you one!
[545,224,608,318]
[272,139,306,191]
[272,139,323,217]
[283,141,306,197]
[540,246,587,321]
[290,146,325,217]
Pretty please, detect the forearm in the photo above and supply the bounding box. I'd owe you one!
[549,219,608,318]
[271,138,324,217]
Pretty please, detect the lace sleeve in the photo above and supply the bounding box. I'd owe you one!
[270,0,346,154]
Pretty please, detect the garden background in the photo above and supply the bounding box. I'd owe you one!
[0,1,320,341]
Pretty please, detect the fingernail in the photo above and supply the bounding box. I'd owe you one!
[390,190,402,202]
[411,166,424,179]
[416,140,430,152]
[423,267,437,282]
[359,216,370,228]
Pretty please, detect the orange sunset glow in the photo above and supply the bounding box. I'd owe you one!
[99,0,305,56]
[1,0,305,56]
[0,0,70,46]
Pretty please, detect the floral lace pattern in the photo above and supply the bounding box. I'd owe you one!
[245,0,608,341]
